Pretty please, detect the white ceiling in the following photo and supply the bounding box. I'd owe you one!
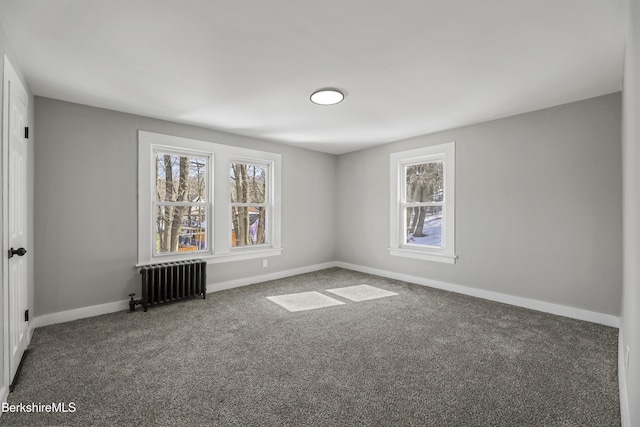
[0,0,628,154]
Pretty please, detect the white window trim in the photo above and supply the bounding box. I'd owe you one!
[138,131,282,266]
[389,142,457,264]
[229,157,274,248]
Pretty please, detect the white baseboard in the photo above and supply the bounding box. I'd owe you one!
[205,261,337,293]
[32,300,131,329]
[32,261,338,328]
[619,328,630,427]
[32,260,619,329]
[335,261,621,328]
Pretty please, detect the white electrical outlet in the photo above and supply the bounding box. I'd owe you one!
[625,345,630,371]
[262,259,268,268]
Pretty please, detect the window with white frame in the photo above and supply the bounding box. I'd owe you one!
[154,149,210,255]
[389,142,456,263]
[230,160,271,247]
[138,131,282,266]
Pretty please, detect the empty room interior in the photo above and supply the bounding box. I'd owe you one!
[0,0,639,425]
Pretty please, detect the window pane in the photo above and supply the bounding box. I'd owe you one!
[230,162,268,203]
[231,206,267,246]
[405,205,442,247]
[405,162,443,203]
[156,152,207,203]
[156,205,207,253]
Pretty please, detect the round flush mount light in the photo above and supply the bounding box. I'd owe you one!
[310,88,345,105]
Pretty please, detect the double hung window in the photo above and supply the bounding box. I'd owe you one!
[230,161,271,247]
[138,131,281,265]
[390,142,456,263]
[154,150,210,255]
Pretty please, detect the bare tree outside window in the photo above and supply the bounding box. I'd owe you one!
[155,152,207,254]
[230,162,269,246]
[404,161,444,247]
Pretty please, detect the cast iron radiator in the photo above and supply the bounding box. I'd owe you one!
[129,260,207,312]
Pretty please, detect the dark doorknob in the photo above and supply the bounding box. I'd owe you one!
[8,247,27,259]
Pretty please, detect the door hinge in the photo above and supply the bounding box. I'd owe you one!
[24,309,29,322]
[24,127,29,139]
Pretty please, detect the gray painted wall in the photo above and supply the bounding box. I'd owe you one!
[34,97,337,316]
[337,93,622,316]
[1,8,633,420]
[35,93,623,319]
[0,24,35,395]
[621,0,639,424]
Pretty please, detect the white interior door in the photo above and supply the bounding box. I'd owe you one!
[3,56,30,386]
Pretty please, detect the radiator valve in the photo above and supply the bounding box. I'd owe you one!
[128,293,142,312]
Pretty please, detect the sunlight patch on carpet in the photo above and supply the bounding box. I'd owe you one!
[326,285,398,302]
[266,291,345,312]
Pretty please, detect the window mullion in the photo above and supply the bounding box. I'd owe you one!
[403,202,444,208]
[155,201,208,207]
[229,201,270,210]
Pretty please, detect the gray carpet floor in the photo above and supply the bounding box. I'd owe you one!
[0,268,620,426]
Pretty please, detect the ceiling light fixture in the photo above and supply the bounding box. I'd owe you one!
[310,88,344,105]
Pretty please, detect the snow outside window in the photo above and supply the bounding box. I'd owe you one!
[389,142,457,264]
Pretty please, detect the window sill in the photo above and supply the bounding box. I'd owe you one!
[389,248,457,264]
[136,247,283,267]
[207,247,283,264]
